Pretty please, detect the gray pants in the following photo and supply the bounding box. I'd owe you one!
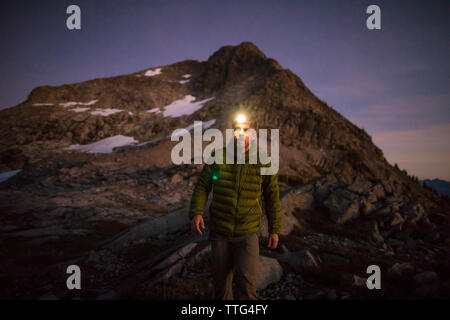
[210,231,259,300]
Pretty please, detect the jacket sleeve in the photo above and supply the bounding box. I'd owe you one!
[262,172,281,235]
[188,164,214,220]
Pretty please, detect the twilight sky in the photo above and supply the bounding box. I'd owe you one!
[1,0,449,179]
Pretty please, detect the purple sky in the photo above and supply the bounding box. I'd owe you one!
[1,0,449,179]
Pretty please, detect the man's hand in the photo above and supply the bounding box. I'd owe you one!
[268,233,279,249]
[191,215,205,235]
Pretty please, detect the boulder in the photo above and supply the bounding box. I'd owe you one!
[414,271,438,284]
[324,189,360,224]
[348,180,373,195]
[152,242,198,272]
[370,183,385,199]
[404,202,426,225]
[105,206,190,250]
[388,262,415,277]
[257,256,283,290]
[171,173,183,184]
[369,221,384,244]
[360,197,379,216]
[278,249,320,270]
[312,174,346,201]
[389,212,405,227]
[260,184,313,236]
[340,273,366,287]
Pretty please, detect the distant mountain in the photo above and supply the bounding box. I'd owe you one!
[420,178,450,197]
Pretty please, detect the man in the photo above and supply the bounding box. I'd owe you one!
[188,114,281,300]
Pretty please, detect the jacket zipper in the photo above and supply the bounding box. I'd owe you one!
[232,164,243,236]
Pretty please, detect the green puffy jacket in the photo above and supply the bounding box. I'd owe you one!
[189,146,281,237]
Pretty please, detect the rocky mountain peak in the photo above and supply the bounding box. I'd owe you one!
[202,42,282,91]
[208,41,268,64]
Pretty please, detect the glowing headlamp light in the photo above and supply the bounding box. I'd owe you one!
[234,113,250,131]
[236,114,246,124]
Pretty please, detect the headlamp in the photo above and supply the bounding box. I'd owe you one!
[233,113,250,130]
[236,114,246,124]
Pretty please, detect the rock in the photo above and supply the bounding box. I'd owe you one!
[389,212,405,227]
[280,244,290,254]
[324,189,360,224]
[312,174,346,201]
[10,226,91,238]
[382,181,394,195]
[190,243,211,263]
[151,260,186,284]
[49,207,66,217]
[388,262,415,277]
[171,173,183,184]
[360,197,379,216]
[278,249,320,270]
[348,180,372,195]
[105,206,190,250]
[371,183,385,199]
[161,192,181,204]
[50,197,73,206]
[257,256,283,290]
[370,221,384,244]
[260,184,311,237]
[341,273,366,287]
[68,166,82,176]
[319,253,350,265]
[414,271,438,284]
[374,205,391,216]
[386,238,404,247]
[152,242,198,272]
[404,202,426,224]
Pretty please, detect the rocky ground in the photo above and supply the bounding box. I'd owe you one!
[0,159,448,300]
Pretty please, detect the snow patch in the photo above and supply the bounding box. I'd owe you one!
[147,107,161,114]
[179,80,190,84]
[91,108,123,116]
[60,100,98,108]
[182,74,192,79]
[71,107,90,113]
[0,169,21,183]
[64,135,138,154]
[145,68,162,76]
[161,95,215,118]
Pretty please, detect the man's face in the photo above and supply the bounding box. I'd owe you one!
[234,127,252,151]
